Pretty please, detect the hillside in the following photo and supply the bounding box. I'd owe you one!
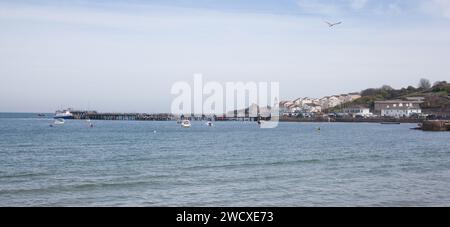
[328,81,450,113]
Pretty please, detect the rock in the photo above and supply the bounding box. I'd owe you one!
[422,120,450,131]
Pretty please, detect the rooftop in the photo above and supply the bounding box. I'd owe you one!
[375,100,423,104]
[344,105,370,109]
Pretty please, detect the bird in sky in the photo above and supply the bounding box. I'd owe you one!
[325,21,342,27]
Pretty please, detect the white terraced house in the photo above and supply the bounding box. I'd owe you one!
[374,100,422,118]
[343,106,371,117]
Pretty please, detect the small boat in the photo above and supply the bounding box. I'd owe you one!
[85,119,94,128]
[181,120,191,128]
[381,122,401,125]
[206,121,213,127]
[37,113,46,117]
[258,120,268,126]
[411,123,423,130]
[53,118,65,125]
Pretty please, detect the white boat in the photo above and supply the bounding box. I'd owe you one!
[53,118,65,125]
[54,109,74,119]
[86,119,94,128]
[258,120,277,128]
[181,120,191,128]
[206,121,213,127]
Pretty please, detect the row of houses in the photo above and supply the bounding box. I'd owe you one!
[338,98,424,118]
[280,93,362,116]
[340,98,424,118]
[374,98,423,118]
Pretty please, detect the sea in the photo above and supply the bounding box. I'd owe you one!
[1,113,449,206]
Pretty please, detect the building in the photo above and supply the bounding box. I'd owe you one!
[405,97,425,102]
[320,96,341,109]
[343,106,371,117]
[281,92,362,115]
[293,97,319,106]
[303,103,322,113]
[375,100,422,118]
[279,101,294,116]
[315,93,361,110]
[279,101,294,109]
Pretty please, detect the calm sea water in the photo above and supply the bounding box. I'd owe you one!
[1,113,449,206]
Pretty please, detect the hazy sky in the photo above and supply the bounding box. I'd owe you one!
[1,0,450,113]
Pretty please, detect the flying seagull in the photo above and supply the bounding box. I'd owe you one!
[325,21,342,27]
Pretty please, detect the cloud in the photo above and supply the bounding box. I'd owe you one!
[296,0,368,16]
[296,0,341,15]
[1,0,450,112]
[387,3,403,14]
[349,0,368,10]
[432,0,450,19]
[420,0,450,20]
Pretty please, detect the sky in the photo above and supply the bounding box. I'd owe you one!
[1,0,450,113]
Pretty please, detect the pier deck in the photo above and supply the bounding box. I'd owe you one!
[69,111,263,122]
[71,111,175,121]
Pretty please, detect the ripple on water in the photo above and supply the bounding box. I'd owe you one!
[1,120,450,206]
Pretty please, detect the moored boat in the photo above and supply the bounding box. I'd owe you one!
[181,120,191,128]
[53,118,65,125]
[54,109,74,119]
[380,122,401,125]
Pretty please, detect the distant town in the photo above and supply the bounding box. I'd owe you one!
[51,79,450,130]
[279,79,450,121]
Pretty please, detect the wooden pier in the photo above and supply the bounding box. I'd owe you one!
[71,111,175,121]
[214,116,260,121]
[69,111,270,122]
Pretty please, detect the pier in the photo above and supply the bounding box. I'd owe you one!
[71,111,175,121]
[69,111,269,122]
[214,116,261,122]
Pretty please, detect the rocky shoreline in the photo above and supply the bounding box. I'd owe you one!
[420,120,450,131]
[280,116,424,123]
[280,117,450,131]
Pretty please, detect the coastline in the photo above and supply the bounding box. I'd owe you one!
[279,116,424,124]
